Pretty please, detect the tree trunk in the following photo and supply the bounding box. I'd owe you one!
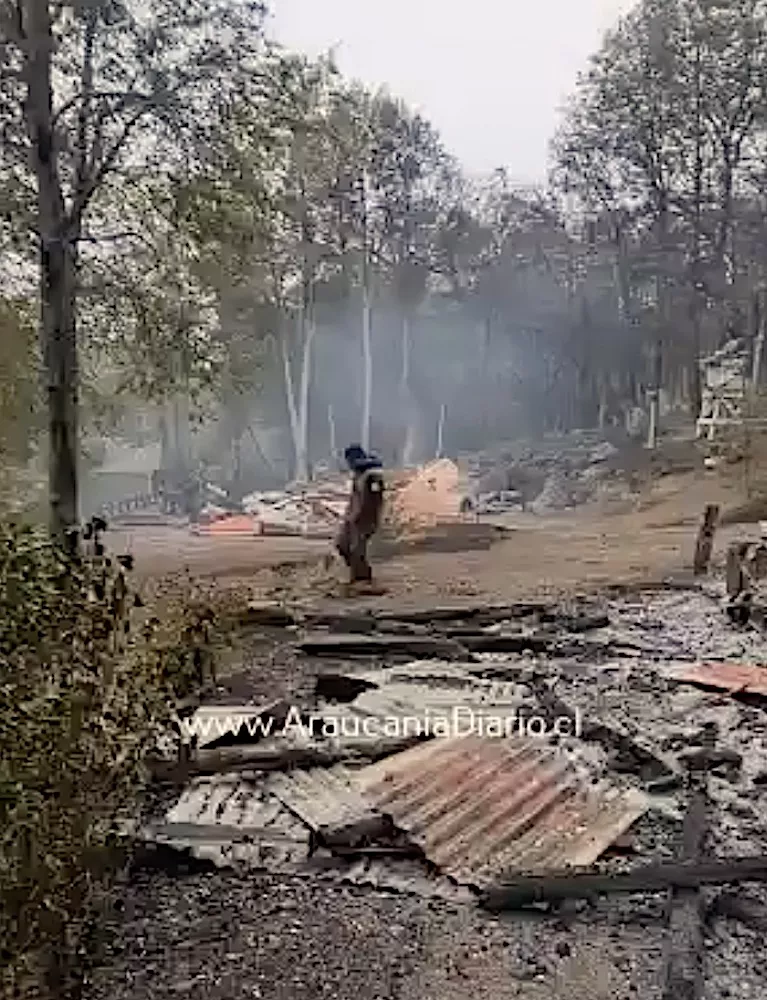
[361,278,373,452]
[647,390,659,450]
[399,312,418,465]
[43,239,79,541]
[327,404,337,461]
[297,317,315,480]
[24,0,80,543]
[436,403,446,458]
[279,326,302,479]
[689,299,703,420]
[753,288,766,389]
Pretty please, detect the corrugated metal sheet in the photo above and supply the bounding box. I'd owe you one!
[667,662,767,697]
[162,774,309,869]
[154,768,471,900]
[358,735,648,888]
[323,663,525,749]
[266,764,376,832]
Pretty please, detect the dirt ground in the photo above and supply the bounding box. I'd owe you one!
[108,468,746,604]
[205,467,759,614]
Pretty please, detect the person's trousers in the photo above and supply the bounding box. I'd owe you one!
[336,521,372,582]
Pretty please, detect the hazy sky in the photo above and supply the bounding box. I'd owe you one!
[268,0,634,183]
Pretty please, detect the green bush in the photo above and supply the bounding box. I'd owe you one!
[0,518,211,998]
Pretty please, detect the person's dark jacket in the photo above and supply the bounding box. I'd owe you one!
[343,445,384,537]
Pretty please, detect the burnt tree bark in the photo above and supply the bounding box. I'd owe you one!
[23,0,81,544]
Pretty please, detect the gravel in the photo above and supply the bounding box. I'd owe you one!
[85,872,667,1000]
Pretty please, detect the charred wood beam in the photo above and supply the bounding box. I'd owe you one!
[371,603,553,625]
[297,633,472,661]
[662,776,709,1000]
[480,857,767,912]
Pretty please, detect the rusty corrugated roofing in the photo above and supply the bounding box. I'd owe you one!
[357,735,648,888]
[667,662,767,697]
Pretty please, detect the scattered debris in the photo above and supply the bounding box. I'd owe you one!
[243,479,348,538]
[665,662,767,698]
[141,582,767,986]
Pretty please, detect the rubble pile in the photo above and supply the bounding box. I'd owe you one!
[461,429,703,516]
[242,478,349,538]
[127,578,767,998]
[194,460,472,544]
[462,431,628,515]
[145,600,652,896]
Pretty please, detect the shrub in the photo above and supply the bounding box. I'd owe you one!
[0,518,211,998]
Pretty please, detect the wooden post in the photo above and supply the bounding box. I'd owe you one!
[693,504,720,575]
[726,541,748,599]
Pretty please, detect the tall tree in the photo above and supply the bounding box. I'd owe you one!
[0,0,266,541]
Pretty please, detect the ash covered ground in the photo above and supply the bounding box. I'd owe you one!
[86,588,767,1000]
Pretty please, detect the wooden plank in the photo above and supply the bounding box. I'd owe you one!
[297,633,471,661]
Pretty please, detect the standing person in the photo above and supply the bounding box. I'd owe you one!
[336,444,385,594]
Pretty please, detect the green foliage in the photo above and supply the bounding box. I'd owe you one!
[0,297,41,464]
[0,519,212,997]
